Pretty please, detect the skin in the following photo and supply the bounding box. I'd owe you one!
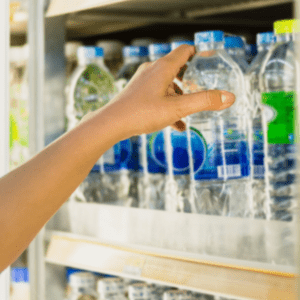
[0,45,235,271]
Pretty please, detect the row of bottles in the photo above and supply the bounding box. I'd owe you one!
[66,19,298,222]
[65,268,237,300]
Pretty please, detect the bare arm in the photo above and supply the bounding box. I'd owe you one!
[0,45,235,271]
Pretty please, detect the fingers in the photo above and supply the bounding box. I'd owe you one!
[173,90,235,119]
[154,45,195,83]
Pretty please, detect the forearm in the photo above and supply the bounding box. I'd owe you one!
[0,104,125,271]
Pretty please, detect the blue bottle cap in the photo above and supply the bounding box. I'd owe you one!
[257,32,276,45]
[148,43,171,56]
[77,46,104,59]
[66,268,85,282]
[171,40,194,51]
[11,268,29,283]
[122,46,148,57]
[194,31,224,44]
[224,36,244,49]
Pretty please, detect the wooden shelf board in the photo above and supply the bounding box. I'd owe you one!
[46,233,298,300]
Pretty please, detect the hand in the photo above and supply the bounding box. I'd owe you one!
[85,45,235,139]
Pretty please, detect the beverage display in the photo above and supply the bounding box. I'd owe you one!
[68,272,98,300]
[138,44,171,210]
[224,36,248,73]
[246,32,276,219]
[67,46,116,203]
[259,19,299,222]
[182,31,251,217]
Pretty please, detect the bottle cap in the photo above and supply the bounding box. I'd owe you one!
[123,46,149,57]
[148,43,171,56]
[77,46,104,60]
[274,19,300,34]
[171,40,194,51]
[224,36,244,49]
[163,290,193,300]
[129,283,156,299]
[194,31,224,44]
[69,272,96,289]
[257,32,276,45]
[97,277,125,295]
[96,40,125,59]
[11,268,29,283]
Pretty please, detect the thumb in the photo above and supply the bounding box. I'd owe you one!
[174,90,235,118]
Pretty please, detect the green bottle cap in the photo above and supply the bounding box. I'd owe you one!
[274,19,300,35]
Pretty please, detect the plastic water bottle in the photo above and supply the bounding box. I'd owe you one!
[109,46,148,207]
[182,31,250,217]
[96,40,125,77]
[67,46,116,203]
[245,43,258,64]
[129,283,157,300]
[246,32,276,219]
[138,44,171,210]
[68,272,97,300]
[10,268,30,300]
[260,19,299,222]
[163,290,193,300]
[97,277,126,300]
[162,40,194,213]
[224,36,248,73]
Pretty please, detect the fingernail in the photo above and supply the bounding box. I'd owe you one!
[221,94,227,103]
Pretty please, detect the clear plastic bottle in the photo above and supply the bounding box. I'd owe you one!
[67,46,116,203]
[182,31,250,218]
[68,272,98,300]
[10,268,30,300]
[224,36,248,73]
[138,44,171,210]
[162,40,194,213]
[245,43,258,64]
[129,283,157,300]
[163,290,193,300]
[96,40,125,78]
[111,46,149,207]
[97,277,126,300]
[259,19,299,222]
[245,32,276,219]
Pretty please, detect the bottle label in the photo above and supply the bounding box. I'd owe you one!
[147,131,167,174]
[103,144,121,172]
[253,126,264,179]
[262,91,296,144]
[190,122,250,180]
[170,130,190,175]
[119,138,134,171]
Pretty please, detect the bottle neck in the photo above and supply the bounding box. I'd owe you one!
[226,48,245,57]
[276,32,294,43]
[195,41,224,52]
[257,43,273,52]
[124,56,148,64]
[78,56,104,66]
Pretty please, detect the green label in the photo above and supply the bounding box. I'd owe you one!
[262,91,296,144]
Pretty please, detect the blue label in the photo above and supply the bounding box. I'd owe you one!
[253,127,264,179]
[103,143,121,172]
[119,139,132,170]
[147,131,167,174]
[191,126,250,180]
[170,130,190,175]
